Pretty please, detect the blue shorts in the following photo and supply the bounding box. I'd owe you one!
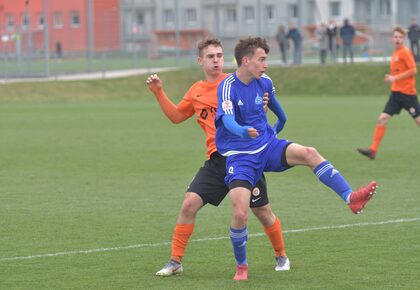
[225,138,293,187]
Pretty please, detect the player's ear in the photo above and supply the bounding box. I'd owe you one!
[242,56,249,66]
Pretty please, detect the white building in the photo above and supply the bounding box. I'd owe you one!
[120,0,420,57]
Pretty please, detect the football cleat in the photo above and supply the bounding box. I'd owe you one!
[357,148,376,160]
[233,264,248,281]
[349,181,377,214]
[156,260,183,276]
[275,256,290,271]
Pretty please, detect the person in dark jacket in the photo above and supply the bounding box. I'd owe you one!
[340,18,356,63]
[286,22,302,65]
[275,24,289,64]
[327,19,338,62]
[408,17,420,61]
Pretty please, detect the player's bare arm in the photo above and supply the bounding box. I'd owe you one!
[146,74,189,124]
[384,67,417,84]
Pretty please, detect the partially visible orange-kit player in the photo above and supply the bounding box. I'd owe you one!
[358,26,420,160]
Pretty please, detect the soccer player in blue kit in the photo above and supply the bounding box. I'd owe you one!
[215,37,377,281]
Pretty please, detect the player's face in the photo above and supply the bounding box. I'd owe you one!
[247,48,268,79]
[392,31,405,49]
[198,45,224,78]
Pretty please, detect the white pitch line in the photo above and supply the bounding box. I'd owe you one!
[1,217,419,262]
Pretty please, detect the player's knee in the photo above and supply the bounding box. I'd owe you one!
[377,114,390,125]
[233,209,248,225]
[180,196,201,218]
[179,204,198,219]
[303,146,321,163]
[252,206,275,226]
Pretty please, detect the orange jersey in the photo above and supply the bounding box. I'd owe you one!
[177,73,228,159]
[390,46,417,95]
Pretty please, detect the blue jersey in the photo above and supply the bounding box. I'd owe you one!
[215,72,277,155]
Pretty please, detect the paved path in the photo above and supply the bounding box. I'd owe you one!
[0,56,392,84]
[0,67,178,84]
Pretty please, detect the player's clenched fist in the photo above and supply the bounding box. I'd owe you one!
[146,74,163,94]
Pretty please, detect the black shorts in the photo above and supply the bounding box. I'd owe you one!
[187,152,269,208]
[383,91,420,118]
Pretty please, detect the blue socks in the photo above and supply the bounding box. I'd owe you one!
[313,161,352,203]
[230,226,248,265]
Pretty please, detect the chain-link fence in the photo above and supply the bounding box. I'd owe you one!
[0,0,418,80]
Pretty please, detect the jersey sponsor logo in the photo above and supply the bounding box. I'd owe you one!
[238,100,244,106]
[228,166,234,174]
[222,100,233,111]
[255,94,263,105]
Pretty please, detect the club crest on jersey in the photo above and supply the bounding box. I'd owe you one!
[222,100,233,111]
[255,94,263,105]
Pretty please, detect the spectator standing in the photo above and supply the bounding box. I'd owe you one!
[340,19,356,63]
[55,42,62,60]
[286,22,302,65]
[327,19,338,63]
[275,24,288,64]
[317,23,328,64]
[408,17,420,61]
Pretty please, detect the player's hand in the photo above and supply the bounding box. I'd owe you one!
[384,74,395,84]
[263,92,269,113]
[146,74,163,94]
[247,127,259,138]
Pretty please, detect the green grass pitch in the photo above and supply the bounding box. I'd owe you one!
[1,64,419,289]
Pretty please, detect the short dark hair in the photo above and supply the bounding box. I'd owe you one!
[197,38,222,57]
[234,37,270,66]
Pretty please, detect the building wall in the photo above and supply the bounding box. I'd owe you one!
[120,0,301,54]
[93,0,120,51]
[0,0,120,55]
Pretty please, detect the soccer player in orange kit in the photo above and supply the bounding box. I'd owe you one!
[146,38,290,277]
[358,26,420,159]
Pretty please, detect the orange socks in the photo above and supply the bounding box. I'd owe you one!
[264,218,286,257]
[171,224,194,262]
[171,220,285,262]
[370,124,387,153]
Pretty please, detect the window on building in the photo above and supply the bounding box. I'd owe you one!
[289,4,299,19]
[244,6,255,23]
[226,7,237,23]
[163,9,175,26]
[6,14,14,31]
[22,13,29,29]
[38,13,44,29]
[265,5,275,21]
[53,12,63,28]
[185,8,197,25]
[329,1,341,17]
[136,10,144,26]
[70,11,80,27]
[379,0,391,16]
